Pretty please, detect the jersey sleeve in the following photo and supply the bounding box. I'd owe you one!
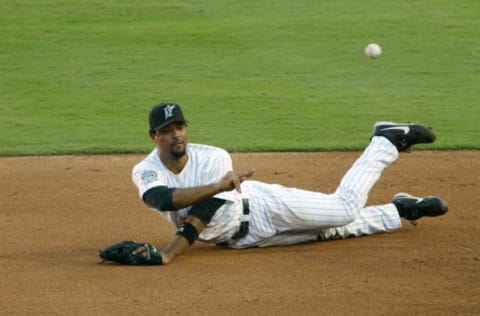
[132,163,167,198]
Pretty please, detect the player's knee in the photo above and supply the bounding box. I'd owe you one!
[335,190,362,223]
[342,205,361,223]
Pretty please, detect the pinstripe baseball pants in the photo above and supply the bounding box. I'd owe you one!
[233,136,403,248]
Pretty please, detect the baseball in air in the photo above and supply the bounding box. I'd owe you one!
[364,43,382,58]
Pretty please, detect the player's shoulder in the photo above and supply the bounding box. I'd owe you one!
[132,148,160,172]
[188,143,229,156]
[187,143,231,166]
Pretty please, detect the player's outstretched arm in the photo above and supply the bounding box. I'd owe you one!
[100,206,216,266]
[154,215,205,265]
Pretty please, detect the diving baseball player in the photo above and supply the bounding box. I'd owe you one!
[99,102,448,265]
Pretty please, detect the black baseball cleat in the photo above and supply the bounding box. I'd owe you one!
[392,193,448,224]
[372,121,436,152]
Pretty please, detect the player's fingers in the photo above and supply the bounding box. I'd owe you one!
[232,177,242,193]
[221,171,249,193]
[132,246,146,256]
[245,168,256,178]
[238,168,256,181]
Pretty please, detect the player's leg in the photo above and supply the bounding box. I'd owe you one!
[334,135,398,217]
[256,204,401,248]
[264,136,398,231]
[264,122,436,233]
[257,231,320,247]
[333,121,437,219]
[318,203,402,240]
[318,193,448,240]
[228,192,448,248]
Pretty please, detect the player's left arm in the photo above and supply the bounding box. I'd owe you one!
[130,215,202,265]
[154,214,205,264]
[134,197,225,265]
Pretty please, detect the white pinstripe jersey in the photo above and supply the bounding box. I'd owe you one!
[132,143,246,243]
[132,137,403,248]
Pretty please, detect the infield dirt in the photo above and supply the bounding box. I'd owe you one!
[0,151,478,315]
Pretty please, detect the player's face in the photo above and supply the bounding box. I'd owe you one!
[151,122,188,159]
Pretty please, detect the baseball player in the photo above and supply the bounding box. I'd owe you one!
[119,102,448,265]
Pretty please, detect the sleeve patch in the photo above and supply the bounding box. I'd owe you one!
[141,171,158,185]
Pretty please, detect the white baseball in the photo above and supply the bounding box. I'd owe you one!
[365,43,382,58]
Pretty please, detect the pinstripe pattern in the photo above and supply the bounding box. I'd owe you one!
[132,144,245,243]
[133,137,403,249]
[229,136,402,248]
[317,203,401,241]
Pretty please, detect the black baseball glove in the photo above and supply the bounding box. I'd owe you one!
[99,240,163,265]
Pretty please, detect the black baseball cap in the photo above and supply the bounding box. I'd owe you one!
[149,103,188,131]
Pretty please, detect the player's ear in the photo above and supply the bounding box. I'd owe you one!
[149,129,156,140]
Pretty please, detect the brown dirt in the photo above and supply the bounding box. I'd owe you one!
[0,151,479,315]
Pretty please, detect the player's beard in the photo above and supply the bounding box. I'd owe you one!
[171,143,187,159]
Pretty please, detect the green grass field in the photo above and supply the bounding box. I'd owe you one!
[1,0,479,155]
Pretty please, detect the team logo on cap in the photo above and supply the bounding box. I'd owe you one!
[164,104,176,120]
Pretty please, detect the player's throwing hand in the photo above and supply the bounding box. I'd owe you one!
[219,169,255,193]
